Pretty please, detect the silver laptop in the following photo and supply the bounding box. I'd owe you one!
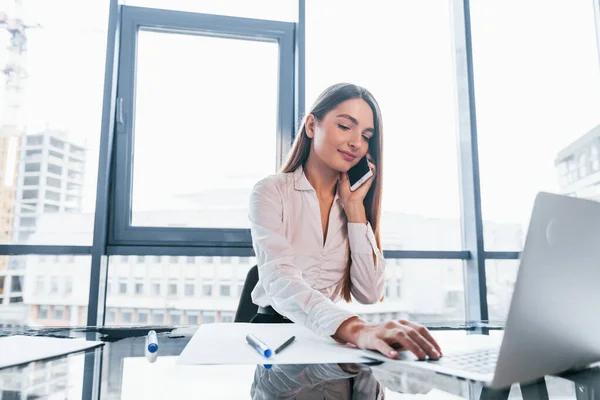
[397,192,600,388]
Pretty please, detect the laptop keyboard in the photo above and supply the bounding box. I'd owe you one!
[426,348,499,374]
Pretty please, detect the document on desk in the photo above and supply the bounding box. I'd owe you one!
[0,336,104,369]
[177,323,374,365]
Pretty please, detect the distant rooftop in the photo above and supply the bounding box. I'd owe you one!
[555,124,600,164]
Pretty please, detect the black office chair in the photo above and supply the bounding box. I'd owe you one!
[234,265,259,322]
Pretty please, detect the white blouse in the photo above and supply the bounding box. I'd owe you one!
[249,166,386,337]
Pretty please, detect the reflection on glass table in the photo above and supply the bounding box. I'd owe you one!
[0,323,598,399]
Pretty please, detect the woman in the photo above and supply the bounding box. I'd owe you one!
[248,83,442,360]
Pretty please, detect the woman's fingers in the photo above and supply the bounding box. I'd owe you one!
[367,161,376,177]
[372,338,398,359]
[385,329,427,360]
[407,329,441,359]
[400,320,442,354]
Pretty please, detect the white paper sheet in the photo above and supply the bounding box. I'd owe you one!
[0,336,104,369]
[177,323,374,365]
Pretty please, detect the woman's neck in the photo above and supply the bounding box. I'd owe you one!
[303,152,338,200]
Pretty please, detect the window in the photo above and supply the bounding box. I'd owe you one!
[306,0,461,250]
[120,255,129,263]
[0,256,91,326]
[169,256,179,264]
[152,311,164,325]
[65,277,73,294]
[67,255,75,263]
[471,0,600,250]
[50,277,59,294]
[184,280,195,296]
[46,177,62,189]
[221,257,231,264]
[151,280,161,296]
[130,29,279,229]
[44,204,60,212]
[237,281,244,297]
[45,191,61,201]
[25,163,41,173]
[19,217,36,228]
[592,144,600,171]
[215,282,231,298]
[23,176,40,186]
[53,306,65,320]
[221,312,234,323]
[137,256,146,263]
[119,279,128,294]
[106,310,116,324]
[47,164,63,176]
[396,279,401,298]
[27,135,43,146]
[22,189,39,200]
[445,290,462,309]
[39,305,49,319]
[168,279,178,296]
[107,279,112,295]
[202,311,216,324]
[154,256,162,263]
[125,0,297,21]
[187,314,199,325]
[579,153,588,178]
[202,282,213,297]
[239,257,250,264]
[169,312,181,325]
[135,279,144,295]
[36,276,45,293]
[186,256,195,264]
[50,137,65,150]
[121,310,133,324]
[9,276,22,293]
[486,260,519,321]
[137,310,148,324]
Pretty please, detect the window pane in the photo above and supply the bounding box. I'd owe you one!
[131,30,278,228]
[219,283,231,297]
[0,256,91,326]
[347,260,465,324]
[306,1,461,250]
[106,309,116,324]
[137,310,148,324]
[202,311,216,324]
[123,0,297,21]
[471,0,600,250]
[486,260,519,322]
[152,311,164,325]
[106,256,255,325]
[184,282,195,297]
[0,1,108,245]
[121,310,133,324]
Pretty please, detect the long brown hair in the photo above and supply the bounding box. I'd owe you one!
[281,83,384,302]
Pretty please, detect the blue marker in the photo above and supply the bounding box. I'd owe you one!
[246,334,272,358]
[147,330,158,353]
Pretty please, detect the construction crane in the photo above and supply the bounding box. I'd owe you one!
[0,0,38,269]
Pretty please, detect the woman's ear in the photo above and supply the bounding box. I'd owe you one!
[305,114,316,139]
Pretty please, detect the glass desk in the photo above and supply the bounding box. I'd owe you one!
[0,322,598,399]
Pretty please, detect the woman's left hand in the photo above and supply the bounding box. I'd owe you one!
[338,159,376,208]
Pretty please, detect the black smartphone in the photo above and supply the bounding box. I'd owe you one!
[347,156,373,191]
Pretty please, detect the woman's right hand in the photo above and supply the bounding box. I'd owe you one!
[333,317,442,360]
